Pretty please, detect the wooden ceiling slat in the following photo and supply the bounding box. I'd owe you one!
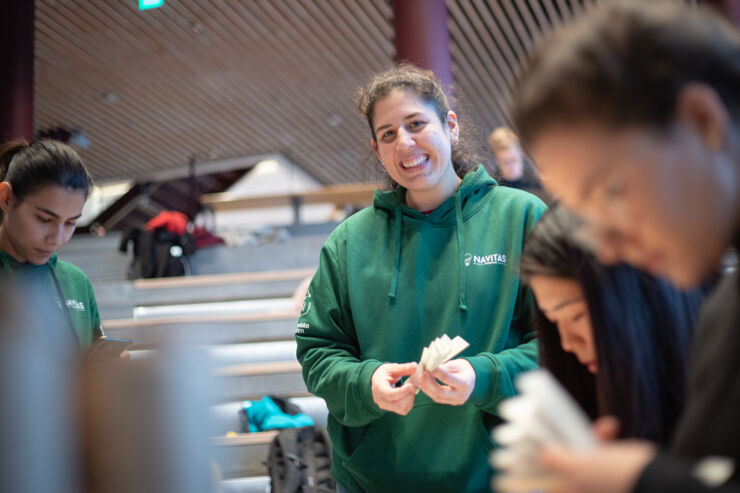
[34,0,587,185]
[448,2,516,103]
[85,2,303,166]
[502,0,540,48]
[524,0,555,32]
[324,0,393,63]
[451,55,509,131]
[230,1,381,178]
[449,40,511,129]
[226,1,371,134]
[218,1,368,138]
[352,0,395,42]
[555,0,577,19]
[33,61,177,169]
[451,46,506,129]
[224,0,361,108]
[458,1,519,87]
[34,16,256,175]
[478,0,531,60]
[76,3,326,173]
[103,4,270,149]
[539,0,564,27]
[37,92,173,179]
[270,0,376,77]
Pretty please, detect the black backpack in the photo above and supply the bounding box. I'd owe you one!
[267,426,336,493]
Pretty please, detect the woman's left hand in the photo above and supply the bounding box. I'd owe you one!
[418,358,476,405]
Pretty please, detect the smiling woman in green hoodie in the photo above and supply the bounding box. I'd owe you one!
[295,65,547,492]
[0,140,103,351]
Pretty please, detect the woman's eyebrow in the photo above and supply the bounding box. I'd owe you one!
[543,297,583,313]
[35,206,82,220]
[374,112,424,134]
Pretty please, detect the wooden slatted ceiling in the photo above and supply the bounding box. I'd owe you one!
[35,0,394,184]
[35,0,613,186]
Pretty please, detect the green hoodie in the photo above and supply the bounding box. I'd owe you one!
[0,250,103,350]
[296,166,546,492]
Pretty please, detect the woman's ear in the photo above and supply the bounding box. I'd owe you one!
[675,83,730,152]
[447,111,460,143]
[371,138,380,160]
[0,182,13,215]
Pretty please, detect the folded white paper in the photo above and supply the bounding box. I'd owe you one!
[491,369,597,491]
[411,334,469,393]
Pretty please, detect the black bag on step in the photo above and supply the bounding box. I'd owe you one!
[267,426,335,493]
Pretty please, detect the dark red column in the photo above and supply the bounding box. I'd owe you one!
[0,0,35,143]
[392,0,454,90]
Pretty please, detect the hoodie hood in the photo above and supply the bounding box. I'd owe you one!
[372,165,496,223]
[372,165,497,310]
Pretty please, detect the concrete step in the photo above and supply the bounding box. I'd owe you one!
[93,268,314,320]
[104,311,299,349]
[214,360,307,403]
[220,476,269,493]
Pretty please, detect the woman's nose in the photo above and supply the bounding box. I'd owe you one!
[47,224,64,246]
[396,127,415,148]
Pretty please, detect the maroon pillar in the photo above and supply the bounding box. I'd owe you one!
[393,0,454,90]
[0,0,35,143]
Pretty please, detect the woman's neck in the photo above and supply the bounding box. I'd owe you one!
[0,226,24,263]
[405,168,462,211]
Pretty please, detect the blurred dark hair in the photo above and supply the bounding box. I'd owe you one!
[356,63,482,189]
[521,206,704,444]
[0,140,93,222]
[513,1,740,146]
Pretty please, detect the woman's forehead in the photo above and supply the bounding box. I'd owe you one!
[21,185,87,216]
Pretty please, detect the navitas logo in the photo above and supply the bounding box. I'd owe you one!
[66,299,86,312]
[301,291,312,316]
[465,252,507,266]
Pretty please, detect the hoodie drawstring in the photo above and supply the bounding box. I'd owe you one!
[455,194,468,311]
[388,206,402,300]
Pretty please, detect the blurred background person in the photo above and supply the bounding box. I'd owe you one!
[488,126,543,195]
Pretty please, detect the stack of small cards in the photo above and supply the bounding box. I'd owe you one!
[412,334,469,393]
[491,369,597,492]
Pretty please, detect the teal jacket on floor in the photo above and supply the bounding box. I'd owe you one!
[296,166,547,492]
[0,250,103,350]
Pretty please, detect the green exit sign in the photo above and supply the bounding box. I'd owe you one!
[139,0,164,10]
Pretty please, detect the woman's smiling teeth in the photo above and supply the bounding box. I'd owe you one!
[401,154,429,169]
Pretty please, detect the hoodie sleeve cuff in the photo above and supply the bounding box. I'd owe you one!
[355,359,386,418]
[465,354,499,408]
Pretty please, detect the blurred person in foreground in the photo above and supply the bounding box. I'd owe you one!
[513,1,740,492]
[521,206,705,446]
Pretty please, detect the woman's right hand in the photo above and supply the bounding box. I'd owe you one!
[371,362,418,415]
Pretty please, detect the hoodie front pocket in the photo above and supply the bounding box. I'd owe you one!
[342,403,493,493]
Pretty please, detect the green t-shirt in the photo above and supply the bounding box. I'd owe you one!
[0,250,103,350]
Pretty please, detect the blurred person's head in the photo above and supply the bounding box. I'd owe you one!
[356,64,481,209]
[489,127,525,181]
[514,0,740,288]
[521,206,702,443]
[0,140,92,265]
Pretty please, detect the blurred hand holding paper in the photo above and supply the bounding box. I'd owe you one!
[491,369,597,492]
[411,334,469,393]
